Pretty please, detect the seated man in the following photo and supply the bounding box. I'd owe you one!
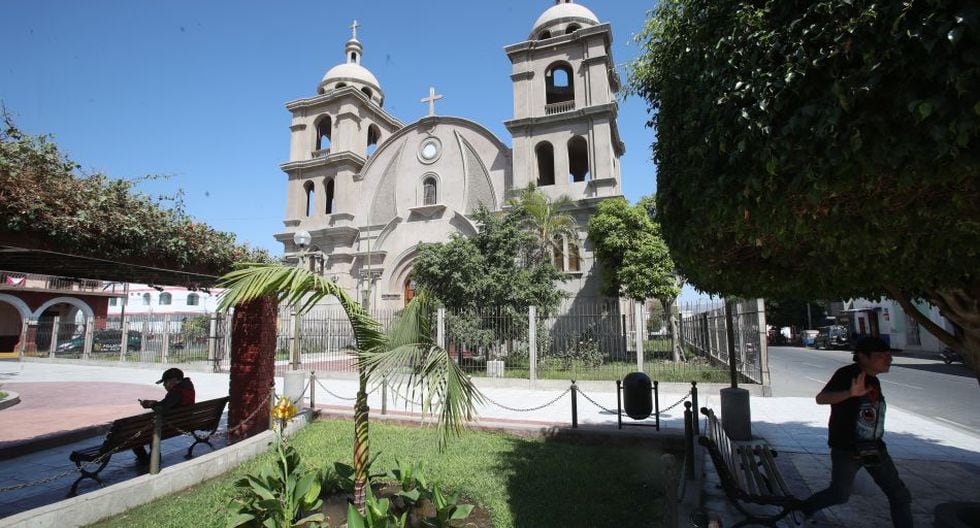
[133,367,196,464]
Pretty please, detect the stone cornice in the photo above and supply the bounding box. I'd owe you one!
[280,151,365,174]
[504,101,618,131]
[285,88,403,130]
[504,23,612,56]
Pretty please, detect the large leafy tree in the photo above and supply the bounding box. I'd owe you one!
[630,0,980,380]
[217,265,482,512]
[411,206,565,315]
[588,196,682,359]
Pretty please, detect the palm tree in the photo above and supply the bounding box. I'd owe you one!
[217,263,483,511]
[506,183,579,266]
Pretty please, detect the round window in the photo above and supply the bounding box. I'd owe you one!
[418,137,442,164]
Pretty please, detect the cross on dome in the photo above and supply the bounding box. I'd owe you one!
[420,86,444,116]
[350,20,359,40]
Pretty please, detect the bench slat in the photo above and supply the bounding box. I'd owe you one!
[758,446,793,498]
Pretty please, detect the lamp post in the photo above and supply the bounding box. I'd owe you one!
[289,230,314,371]
[293,230,313,270]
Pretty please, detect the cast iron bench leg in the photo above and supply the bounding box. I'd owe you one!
[68,455,111,497]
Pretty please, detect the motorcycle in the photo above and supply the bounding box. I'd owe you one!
[940,348,963,365]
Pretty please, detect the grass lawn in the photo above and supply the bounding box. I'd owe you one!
[0,391,7,400]
[92,419,674,528]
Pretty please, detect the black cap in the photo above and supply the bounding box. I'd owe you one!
[853,336,890,354]
[156,367,184,384]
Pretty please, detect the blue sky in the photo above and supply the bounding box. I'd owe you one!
[3,0,660,253]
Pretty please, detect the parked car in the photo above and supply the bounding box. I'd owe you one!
[55,329,142,355]
[814,325,849,350]
[940,347,963,365]
[802,330,820,347]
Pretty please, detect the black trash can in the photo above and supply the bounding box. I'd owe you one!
[622,372,653,420]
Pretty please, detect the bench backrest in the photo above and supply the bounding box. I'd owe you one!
[699,407,751,498]
[100,397,229,453]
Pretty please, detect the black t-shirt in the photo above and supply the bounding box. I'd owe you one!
[822,363,886,449]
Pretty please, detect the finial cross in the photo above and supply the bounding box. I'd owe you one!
[420,86,444,116]
[350,20,359,39]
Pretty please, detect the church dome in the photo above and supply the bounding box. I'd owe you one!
[530,1,599,40]
[317,27,384,105]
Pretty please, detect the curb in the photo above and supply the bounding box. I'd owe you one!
[0,391,20,412]
[0,422,110,461]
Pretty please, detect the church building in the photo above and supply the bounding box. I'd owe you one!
[275,1,625,310]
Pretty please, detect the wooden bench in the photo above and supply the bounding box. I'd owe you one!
[68,396,229,495]
[698,407,801,527]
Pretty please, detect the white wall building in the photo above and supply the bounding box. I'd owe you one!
[106,285,221,317]
[844,298,954,353]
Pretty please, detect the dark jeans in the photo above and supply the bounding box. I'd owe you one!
[802,447,913,528]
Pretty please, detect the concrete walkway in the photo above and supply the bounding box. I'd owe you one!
[1,360,978,526]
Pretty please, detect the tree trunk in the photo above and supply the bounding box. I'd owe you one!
[663,297,684,362]
[228,296,276,443]
[352,374,370,512]
[887,286,980,386]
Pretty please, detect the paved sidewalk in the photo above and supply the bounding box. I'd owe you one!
[1,361,978,526]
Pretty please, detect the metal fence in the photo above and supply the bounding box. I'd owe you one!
[678,299,769,385]
[15,300,768,385]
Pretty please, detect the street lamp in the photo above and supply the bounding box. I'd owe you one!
[293,230,313,271]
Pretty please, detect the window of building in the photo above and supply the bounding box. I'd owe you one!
[566,24,580,34]
[187,293,200,306]
[568,240,581,272]
[367,124,381,156]
[325,178,336,214]
[336,82,347,89]
[315,116,332,152]
[304,181,315,217]
[539,30,551,40]
[422,177,438,205]
[568,136,590,182]
[404,278,416,306]
[109,297,118,307]
[142,293,151,306]
[553,237,565,272]
[361,87,373,99]
[159,292,172,306]
[545,62,575,105]
[535,142,555,186]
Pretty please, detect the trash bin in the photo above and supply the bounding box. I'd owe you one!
[622,372,653,420]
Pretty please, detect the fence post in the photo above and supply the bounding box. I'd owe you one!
[290,308,301,370]
[18,319,29,358]
[691,381,700,436]
[570,380,578,428]
[528,306,537,384]
[82,316,94,360]
[207,314,218,366]
[309,371,316,410]
[684,401,695,480]
[49,315,61,358]
[756,298,772,395]
[381,378,388,416]
[119,314,129,362]
[653,380,660,431]
[161,314,171,363]
[141,319,149,362]
[634,301,644,373]
[437,307,445,349]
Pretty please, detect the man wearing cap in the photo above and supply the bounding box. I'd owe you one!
[801,336,912,527]
[133,368,196,464]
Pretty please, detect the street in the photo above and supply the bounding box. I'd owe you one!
[768,345,980,435]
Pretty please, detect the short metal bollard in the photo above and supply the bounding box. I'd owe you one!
[381,378,388,416]
[309,371,316,409]
[684,401,695,480]
[691,381,700,436]
[570,380,578,428]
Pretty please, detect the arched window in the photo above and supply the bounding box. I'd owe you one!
[324,178,336,214]
[568,136,590,182]
[545,62,575,106]
[186,293,200,306]
[422,177,438,205]
[142,293,151,306]
[552,236,565,272]
[566,24,580,34]
[361,87,373,99]
[367,124,381,156]
[159,292,172,306]
[304,181,315,217]
[535,142,555,186]
[336,82,347,89]
[539,30,551,40]
[315,116,332,153]
[404,278,416,306]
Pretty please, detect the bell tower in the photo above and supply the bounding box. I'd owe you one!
[504,1,624,198]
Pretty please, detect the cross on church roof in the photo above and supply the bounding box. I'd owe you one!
[350,20,359,39]
[420,86,444,116]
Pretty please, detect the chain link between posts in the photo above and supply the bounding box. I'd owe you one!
[576,388,693,417]
[482,388,571,413]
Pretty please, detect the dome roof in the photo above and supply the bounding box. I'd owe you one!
[530,2,599,38]
[320,61,380,90]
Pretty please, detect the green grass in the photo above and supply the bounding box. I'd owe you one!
[0,391,7,400]
[92,419,674,528]
[486,360,731,383]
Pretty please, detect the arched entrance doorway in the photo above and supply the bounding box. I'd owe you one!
[0,295,29,353]
[403,278,416,306]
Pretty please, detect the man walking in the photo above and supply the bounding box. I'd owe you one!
[802,336,912,526]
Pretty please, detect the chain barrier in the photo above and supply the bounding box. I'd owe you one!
[575,387,618,414]
[482,388,570,413]
[314,378,357,401]
[385,384,426,407]
[659,391,693,415]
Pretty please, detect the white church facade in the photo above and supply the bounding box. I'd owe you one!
[276,1,626,310]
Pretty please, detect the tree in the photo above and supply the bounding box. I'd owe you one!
[588,197,682,360]
[765,300,829,332]
[506,184,578,266]
[629,0,980,380]
[217,264,482,512]
[411,206,565,315]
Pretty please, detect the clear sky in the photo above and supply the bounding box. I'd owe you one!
[3,0,661,253]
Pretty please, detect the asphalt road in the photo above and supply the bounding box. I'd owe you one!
[768,345,980,435]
